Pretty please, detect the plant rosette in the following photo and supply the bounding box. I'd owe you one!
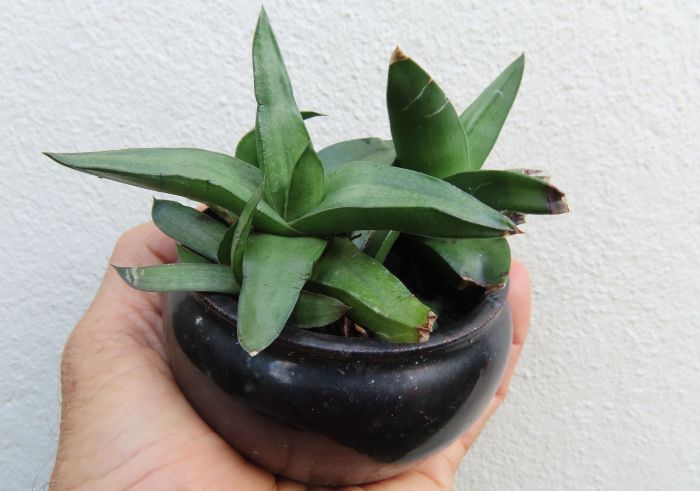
[48,8,568,486]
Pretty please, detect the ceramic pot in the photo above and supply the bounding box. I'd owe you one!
[164,283,511,485]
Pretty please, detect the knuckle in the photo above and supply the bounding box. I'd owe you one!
[114,226,143,250]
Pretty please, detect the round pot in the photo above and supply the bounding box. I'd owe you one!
[164,284,512,485]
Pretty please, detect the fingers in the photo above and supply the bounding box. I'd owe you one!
[494,259,531,399]
[439,260,532,471]
[89,222,176,307]
[107,221,177,275]
[507,259,532,347]
[68,222,176,356]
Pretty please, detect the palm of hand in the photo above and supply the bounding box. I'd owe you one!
[51,223,530,491]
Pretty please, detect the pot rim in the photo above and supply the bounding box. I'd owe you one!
[192,283,509,359]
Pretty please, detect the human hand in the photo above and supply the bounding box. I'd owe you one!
[51,222,531,491]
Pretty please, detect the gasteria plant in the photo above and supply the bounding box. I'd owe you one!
[46,9,568,356]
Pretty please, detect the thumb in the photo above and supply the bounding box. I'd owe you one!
[94,222,177,304]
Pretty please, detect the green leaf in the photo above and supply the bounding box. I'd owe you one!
[289,292,350,328]
[152,199,228,262]
[387,47,470,178]
[363,230,400,263]
[114,263,240,294]
[286,147,325,221]
[405,236,511,290]
[318,138,396,173]
[253,8,324,219]
[445,169,569,214]
[308,237,433,343]
[460,54,525,169]
[291,162,517,238]
[176,244,210,263]
[216,226,237,265]
[217,184,264,283]
[234,130,259,169]
[235,111,323,167]
[238,234,327,354]
[117,252,345,328]
[45,148,296,236]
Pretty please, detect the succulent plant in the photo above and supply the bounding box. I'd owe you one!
[46,8,568,355]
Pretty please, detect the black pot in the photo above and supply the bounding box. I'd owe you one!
[164,283,511,485]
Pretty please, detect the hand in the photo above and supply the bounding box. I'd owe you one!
[51,223,531,491]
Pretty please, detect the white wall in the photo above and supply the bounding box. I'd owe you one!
[2,1,698,489]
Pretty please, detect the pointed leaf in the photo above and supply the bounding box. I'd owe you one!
[460,54,524,169]
[116,256,345,328]
[238,234,327,354]
[405,236,511,290]
[217,184,264,283]
[308,237,433,343]
[387,47,470,178]
[253,9,323,219]
[318,138,396,173]
[291,162,517,238]
[445,169,569,214]
[285,146,325,220]
[176,244,210,263]
[152,199,228,261]
[45,148,296,235]
[289,292,350,329]
[235,111,324,167]
[114,264,240,294]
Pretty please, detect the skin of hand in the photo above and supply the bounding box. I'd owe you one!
[50,222,531,491]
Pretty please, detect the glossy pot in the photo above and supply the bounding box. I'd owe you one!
[164,284,512,485]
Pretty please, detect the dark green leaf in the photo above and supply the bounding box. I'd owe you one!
[291,162,517,238]
[387,47,470,178]
[218,184,264,283]
[176,244,210,263]
[285,147,325,220]
[253,9,324,219]
[233,130,259,169]
[460,54,524,169]
[318,138,395,173]
[45,148,296,236]
[238,234,327,354]
[405,236,511,290]
[363,230,400,263]
[445,169,569,214]
[289,292,350,328]
[216,226,237,265]
[308,237,434,343]
[114,263,239,294]
[152,199,227,262]
[235,111,323,167]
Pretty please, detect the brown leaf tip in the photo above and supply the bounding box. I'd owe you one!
[504,226,524,236]
[547,187,570,214]
[353,323,369,338]
[418,311,437,343]
[505,212,527,225]
[390,46,409,64]
[485,281,507,293]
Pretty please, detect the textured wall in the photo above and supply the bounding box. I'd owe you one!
[2,1,698,489]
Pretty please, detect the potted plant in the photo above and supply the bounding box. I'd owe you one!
[46,8,568,486]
